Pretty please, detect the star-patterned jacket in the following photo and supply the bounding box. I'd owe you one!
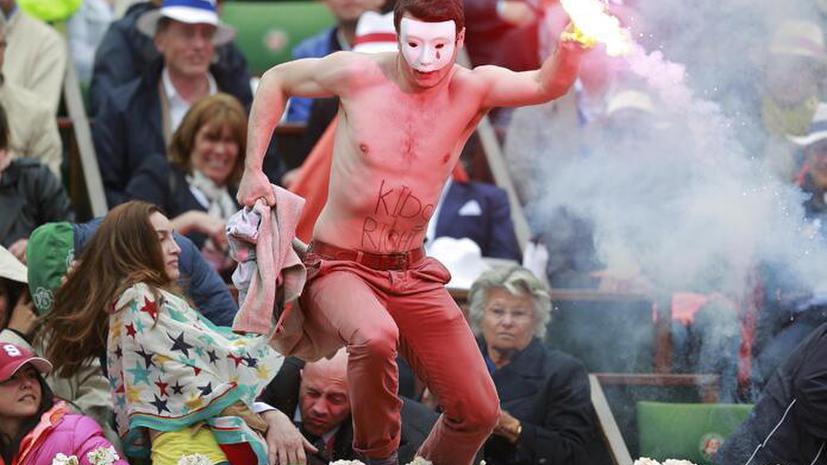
[106,283,283,460]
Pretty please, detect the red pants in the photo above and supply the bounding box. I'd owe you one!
[299,251,499,464]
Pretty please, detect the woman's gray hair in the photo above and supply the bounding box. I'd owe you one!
[468,265,552,340]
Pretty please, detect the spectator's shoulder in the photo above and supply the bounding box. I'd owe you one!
[16,11,64,45]
[292,27,336,59]
[1,82,51,119]
[102,76,151,114]
[468,180,508,197]
[544,348,588,379]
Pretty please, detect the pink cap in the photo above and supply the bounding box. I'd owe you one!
[0,343,52,383]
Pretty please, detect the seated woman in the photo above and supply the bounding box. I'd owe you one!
[0,102,73,263]
[468,266,600,465]
[0,342,127,465]
[39,201,291,465]
[126,93,246,272]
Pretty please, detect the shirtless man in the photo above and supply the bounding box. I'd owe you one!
[238,0,589,463]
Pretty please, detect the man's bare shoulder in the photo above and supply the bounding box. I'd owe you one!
[449,63,491,95]
[322,51,395,87]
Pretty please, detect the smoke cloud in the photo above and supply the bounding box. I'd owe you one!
[506,0,827,299]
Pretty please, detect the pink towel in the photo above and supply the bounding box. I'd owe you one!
[228,185,307,350]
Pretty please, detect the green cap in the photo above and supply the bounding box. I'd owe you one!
[26,222,74,315]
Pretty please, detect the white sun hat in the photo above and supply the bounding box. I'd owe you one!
[137,0,235,45]
[789,103,827,147]
[428,237,491,290]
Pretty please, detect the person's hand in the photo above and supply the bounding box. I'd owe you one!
[173,212,226,244]
[7,293,38,337]
[493,410,522,444]
[8,238,28,264]
[238,168,276,207]
[280,168,301,190]
[261,409,317,465]
[560,21,598,49]
[498,0,537,27]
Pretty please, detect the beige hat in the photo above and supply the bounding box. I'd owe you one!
[605,89,657,117]
[769,20,827,61]
[0,246,27,283]
[789,102,827,146]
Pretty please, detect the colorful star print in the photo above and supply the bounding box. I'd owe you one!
[127,361,151,386]
[155,378,169,397]
[150,395,170,414]
[197,382,213,397]
[168,332,194,357]
[135,347,155,369]
[140,297,159,320]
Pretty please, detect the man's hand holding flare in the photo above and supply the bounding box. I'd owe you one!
[560,21,599,49]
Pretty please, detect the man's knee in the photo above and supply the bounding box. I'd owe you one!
[349,321,399,362]
[444,379,499,432]
[466,383,500,431]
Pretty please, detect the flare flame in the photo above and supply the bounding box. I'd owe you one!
[559,0,634,56]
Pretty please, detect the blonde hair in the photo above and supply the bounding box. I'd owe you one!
[468,265,552,340]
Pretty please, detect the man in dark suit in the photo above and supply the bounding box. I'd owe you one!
[259,351,438,465]
[430,179,522,262]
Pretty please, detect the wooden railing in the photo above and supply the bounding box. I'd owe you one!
[62,59,107,218]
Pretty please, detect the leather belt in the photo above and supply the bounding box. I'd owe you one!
[308,240,425,271]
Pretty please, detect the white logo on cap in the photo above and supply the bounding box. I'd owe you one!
[33,287,54,312]
[2,345,22,357]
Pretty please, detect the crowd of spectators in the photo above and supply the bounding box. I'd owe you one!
[5,0,827,463]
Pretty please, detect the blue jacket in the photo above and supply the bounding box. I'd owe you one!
[72,219,238,327]
[92,58,252,208]
[285,28,341,123]
[434,181,522,261]
[88,1,252,115]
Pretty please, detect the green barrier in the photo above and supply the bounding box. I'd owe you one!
[637,401,753,465]
[221,1,335,75]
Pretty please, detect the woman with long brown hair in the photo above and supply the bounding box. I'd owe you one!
[39,201,285,465]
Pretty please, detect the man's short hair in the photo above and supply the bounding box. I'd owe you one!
[393,0,464,35]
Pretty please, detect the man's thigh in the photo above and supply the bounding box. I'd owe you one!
[388,259,490,400]
[301,267,394,349]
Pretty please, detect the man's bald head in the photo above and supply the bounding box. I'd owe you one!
[299,349,351,436]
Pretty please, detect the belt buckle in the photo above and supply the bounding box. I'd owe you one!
[395,253,408,270]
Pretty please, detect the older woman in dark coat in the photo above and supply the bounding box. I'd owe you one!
[469,266,599,465]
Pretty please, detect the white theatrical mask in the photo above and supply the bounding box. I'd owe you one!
[399,17,457,73]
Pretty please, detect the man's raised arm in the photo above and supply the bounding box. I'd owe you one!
[475,31,590,109]
[238,52,355,206]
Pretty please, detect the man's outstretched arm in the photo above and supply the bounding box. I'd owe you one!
[239,52,355,206]
[475,35,588,109]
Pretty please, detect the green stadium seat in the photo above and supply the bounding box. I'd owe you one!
[221,1,336,75]
[637,401,753,465]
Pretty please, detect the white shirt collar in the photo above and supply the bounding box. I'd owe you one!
[161,67,217,131]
